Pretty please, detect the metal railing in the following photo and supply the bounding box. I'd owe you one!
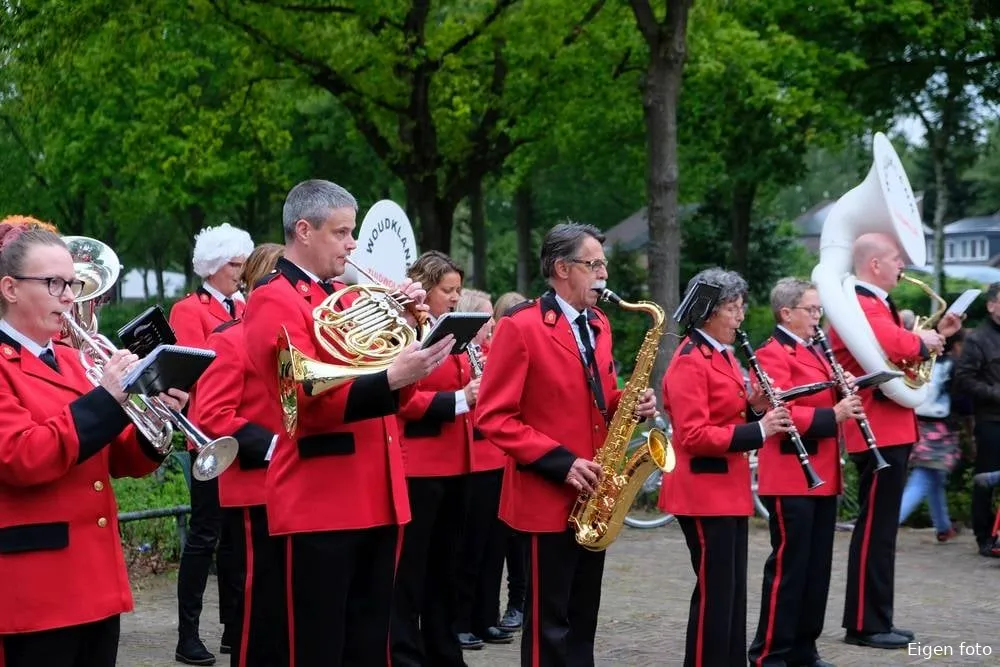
[118,505,192,550]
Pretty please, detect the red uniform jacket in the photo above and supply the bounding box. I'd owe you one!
[0,333,163,634]
[475,293,622,533]
[470,342,506,473]
[242,258,411,535]
[195,320,278,508]
[397,354,475,477]
[754,328,842,496]
[169,287,245,348]
[660,330,761,517]
[169,288,244,449]
[828,286,927,452]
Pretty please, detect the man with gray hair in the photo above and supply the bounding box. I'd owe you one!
[476,222,657,667]
[242,179,455,666]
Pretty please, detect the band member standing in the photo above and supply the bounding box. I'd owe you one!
[490,291,530,633]
[953,282,1000,557]
[828,233,960,649]
[0,217,187,667]
[194,243,286,667]
[391,251,485,666]
[660,268,792,667]
[748,278,863,667]
[476,223,656,667]
[451,288,514,649]
[242,180,453,667]
[172,223,254,666]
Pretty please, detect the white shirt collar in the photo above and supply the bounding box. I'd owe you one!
[553,293,587,325]
[201,281,244,305]
[695,328,726,352]
[777,324,810,346]
[0,319,53,358]
[855,279,889,305]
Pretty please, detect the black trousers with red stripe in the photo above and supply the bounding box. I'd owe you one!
[286,525,400,667]
[748,495,837,667]
[677,516,748,667]
[1,615,119,667]
[842,443,911,635]
[521,530,605,667]
[224,506,287,667]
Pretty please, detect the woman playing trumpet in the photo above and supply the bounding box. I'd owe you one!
[0,216,187,667]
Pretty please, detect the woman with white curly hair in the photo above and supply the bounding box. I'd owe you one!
[170,222,254,666]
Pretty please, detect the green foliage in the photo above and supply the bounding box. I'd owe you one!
[113,452,190,566]
[603,245,651,377]
[95,299,181,347]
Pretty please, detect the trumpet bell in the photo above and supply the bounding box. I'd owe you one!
[191,436,240,482]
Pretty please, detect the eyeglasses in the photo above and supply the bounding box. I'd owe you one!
[567,258,609,272]
[792,306,824,316]
[12,275,86,297]
[718,302,748,316]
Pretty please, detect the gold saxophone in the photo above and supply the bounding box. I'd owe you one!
[568,288,674,551]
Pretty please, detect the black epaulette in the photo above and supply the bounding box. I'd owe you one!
[213,319,241,335]
[253,269,280,290]
[679,339,697,355]
[503,298,536,318]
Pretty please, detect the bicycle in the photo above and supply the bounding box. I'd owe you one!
[623,420,770,529]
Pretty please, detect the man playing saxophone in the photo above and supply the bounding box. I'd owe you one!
[828,233,960,649]
[475,222,656,667]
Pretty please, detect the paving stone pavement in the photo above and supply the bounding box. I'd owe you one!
[119,522,1000,666]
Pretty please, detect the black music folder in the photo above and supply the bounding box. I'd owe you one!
[117,305,176,357]
[122,345,216,396]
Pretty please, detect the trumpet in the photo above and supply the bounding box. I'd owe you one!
[62,236,238,481]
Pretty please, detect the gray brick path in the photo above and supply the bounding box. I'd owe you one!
[118,523,1000,666]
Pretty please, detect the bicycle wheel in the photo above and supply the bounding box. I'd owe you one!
[623,435,675,528]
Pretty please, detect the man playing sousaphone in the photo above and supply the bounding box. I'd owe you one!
[827,233,960,649]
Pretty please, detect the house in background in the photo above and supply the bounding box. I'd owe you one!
[603,205,700,264]
[792,193,931,254]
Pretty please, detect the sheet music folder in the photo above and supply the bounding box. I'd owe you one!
[123,345,216,396]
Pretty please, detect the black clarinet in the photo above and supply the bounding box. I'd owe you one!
[735,329,825,490]
[811,326,890,472]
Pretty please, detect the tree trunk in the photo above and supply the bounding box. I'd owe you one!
[142,268,150,300]
[932,129,948,295]
[631,0,693,412]
[514,183,534,295]
[409,180,454,253]
[469,180,487,289]
[728,181,756,275]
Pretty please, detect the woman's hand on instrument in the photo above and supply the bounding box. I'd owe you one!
[760,406,793,438]
[155,388,189,412]
[748,384,771,413]
[634,388,657,420]
[101,349,140,403]
[386,336,455,390]
[833,394,864,423]
[566,457,603,495]
[463,377,481,406]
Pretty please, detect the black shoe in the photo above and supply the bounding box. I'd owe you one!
[843,630,909,649]
[979,542,1000,558]
[219,626,233,654]
[498,607,523,631]
[219,643,232,655]
[480,626,515,644]
[175,637,217,665]
[457,632,485,650]
[891,627,915,641]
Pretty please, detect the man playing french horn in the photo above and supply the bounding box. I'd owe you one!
[475,222,657,667]
[827,233,960,650]
[241,179,454,667]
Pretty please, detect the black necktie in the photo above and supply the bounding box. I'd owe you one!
[223,297,237,319]
[318,280,335,296]
[886,295,901,325]
[39,348,60,373]
[575,313,607,417]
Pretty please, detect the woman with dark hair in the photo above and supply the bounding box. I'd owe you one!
[391,251,492,667]
[0,216,187,667]
[661,267,792,667]
[195,242,287,667]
